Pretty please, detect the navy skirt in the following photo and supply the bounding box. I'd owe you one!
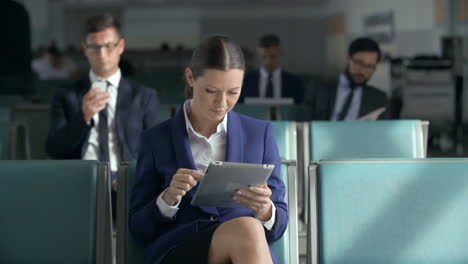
[159,222,222,264]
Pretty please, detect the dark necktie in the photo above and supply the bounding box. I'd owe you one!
[337,86,355,121]
[265,72,274,98]
[98,81,110,163]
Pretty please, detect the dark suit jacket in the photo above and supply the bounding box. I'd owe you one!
[129,108,288,264]
[305,79,388,121]
[240,69,305,104]
[46,77,160,161]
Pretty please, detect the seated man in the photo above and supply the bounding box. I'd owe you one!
[46,13,159,219]
[32,42,78,80]
[240,34,304,104]
[306,37,388,121]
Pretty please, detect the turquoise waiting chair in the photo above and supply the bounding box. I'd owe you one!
[117,158,298,264]
[300,120,428,222]
[271,121,299,264]
[116,162,144,264]
[308,158,468,264]
[308,120,427,161]
[0,160,112,264]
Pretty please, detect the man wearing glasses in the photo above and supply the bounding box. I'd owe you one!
[306,37,388,120]
[46,13,159,219]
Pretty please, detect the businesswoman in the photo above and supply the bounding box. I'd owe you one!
[129,36,288,264]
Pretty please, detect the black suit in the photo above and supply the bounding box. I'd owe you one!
[305,78,388,121]
[46,77,160,161]
[240,69,305,104]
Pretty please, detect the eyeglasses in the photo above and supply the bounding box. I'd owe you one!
[350,57,377,71]
[85,39,122,53]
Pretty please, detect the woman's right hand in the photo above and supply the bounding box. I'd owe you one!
[162,168,204,206]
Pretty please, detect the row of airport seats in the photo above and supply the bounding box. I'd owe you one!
[0,120,438,263]
[270,119,468,264]
[0,121,300,264]
[0,100,303,161]
[270,120,429,258]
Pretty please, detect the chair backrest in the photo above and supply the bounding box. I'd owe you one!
[277,105,304,121]
[159,104,177,121]
[118,159,299,264]
[11,104,50,159]
[309,120,427,161]
[0,107,11,122]
[271,121,297,161]
[0,160,111,264]
[271,121,299,264]
[117,162,145,264]
[308,158,468,264]
[301,120,428,227]
[0,121,11,159]
[234,104,272,120]
[0,95,23,108]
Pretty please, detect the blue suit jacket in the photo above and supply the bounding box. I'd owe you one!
[46,77,160,161]
[129,107,288,264]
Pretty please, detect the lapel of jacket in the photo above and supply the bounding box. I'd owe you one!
[359,85,372,117]
[78,77,92,157]
[225,111,243,163]
[115,78,132,160]
[251,70,261,97]
[280,70,288,97]
[327,80,339,119]
[171,107,219,216]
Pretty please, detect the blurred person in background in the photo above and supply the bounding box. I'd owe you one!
[305,37,388,121]
[46,13,160,220]
[240,34,304,104]
[32,41,79,80]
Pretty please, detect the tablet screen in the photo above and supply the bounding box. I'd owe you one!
[191,161,274,208]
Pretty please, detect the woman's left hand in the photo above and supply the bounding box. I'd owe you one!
[234,184,273,221]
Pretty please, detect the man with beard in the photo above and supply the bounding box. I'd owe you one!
[305,37,388,120]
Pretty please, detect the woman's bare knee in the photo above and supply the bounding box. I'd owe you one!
[208,217,271,264]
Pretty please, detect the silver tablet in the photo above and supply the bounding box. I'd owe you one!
[191,161,275,208]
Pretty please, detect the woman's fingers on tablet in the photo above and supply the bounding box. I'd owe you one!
[234,195,271,212]
[171,181,191,191]
[247,185,272,197]
[234,189,271,205]
[173,173,198,187]
[176,169,204,181]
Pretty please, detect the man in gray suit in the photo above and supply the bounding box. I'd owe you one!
[305,37,388,121]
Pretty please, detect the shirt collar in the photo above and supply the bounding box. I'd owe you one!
[89,69,121,88]
[260,67,282,78]
[339,73,362,91]
[183,99,228,138]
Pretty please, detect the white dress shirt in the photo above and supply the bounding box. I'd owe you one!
[259,67,282,98]
[156,100,276,230]
[330,74,363,121]
[82,70,121,172]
